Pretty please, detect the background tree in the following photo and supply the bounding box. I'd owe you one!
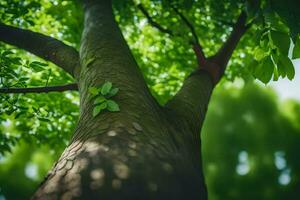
[202,84,300,200]
[0,0,299,199]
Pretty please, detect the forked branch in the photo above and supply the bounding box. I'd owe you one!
[0,23,80,77]
[212,11,250,70]
[165,11,250,135]
[0,83,78,94]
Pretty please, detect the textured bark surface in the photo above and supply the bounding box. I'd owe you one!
[31,1,215,199]
[0,23,79,76]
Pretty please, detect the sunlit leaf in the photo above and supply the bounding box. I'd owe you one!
[88,87,99,95]
[101,81,112,95]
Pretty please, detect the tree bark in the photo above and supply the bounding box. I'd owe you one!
[29,1,212,199]
[17,0,254,199]
[0,23,79,77]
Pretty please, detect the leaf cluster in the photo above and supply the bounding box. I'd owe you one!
[244,0,300,84]
[88,81,120,117]
[249,30,298,84]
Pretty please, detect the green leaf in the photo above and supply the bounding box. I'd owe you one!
[254,47,268,61]
[29,61,48,72]
[278,55,295,80]
[93,106,101,117]
[30,61,48,66]
[19,77,30,82]
[248,59,259,74]
[254,56,274,84]
[107,88,119,98]
[101,82,112,95]
[106,100,120,112]
[32,107,39,113]
[264,10,289,33]
[94,96,106,105]
[292,36,300,59]
[270,31,290,55]
[6,108,16,115]
[2,50,14,57]
[271,0,300,41]
[276,62,286,78]
[88,87,99,95]
[11,57,22,65]
[38,117,50,122]
[92,102,107,117]
[259,33,269,50]
[271,54,284,78]
[30,64,45,72]
[27,20,35,26]
[245,0,260,24]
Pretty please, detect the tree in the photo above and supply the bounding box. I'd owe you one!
[0,0,299,199]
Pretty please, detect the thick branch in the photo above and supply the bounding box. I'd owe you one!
[213,12,249,69]
[165,70,213,132]
[137,4,174,36]
[165,70,213,171]
[0,23,79,77]
[0,83,78,94]
[166,12,250,133]
[192,44,206,66]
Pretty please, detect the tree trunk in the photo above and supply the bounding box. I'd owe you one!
[32,1,214,199]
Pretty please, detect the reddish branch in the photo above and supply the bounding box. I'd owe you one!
[192,44,206,66]
[199,11,250,84]
[0,83,78,94]
[212,12,250,74]
[0,23,79,77]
